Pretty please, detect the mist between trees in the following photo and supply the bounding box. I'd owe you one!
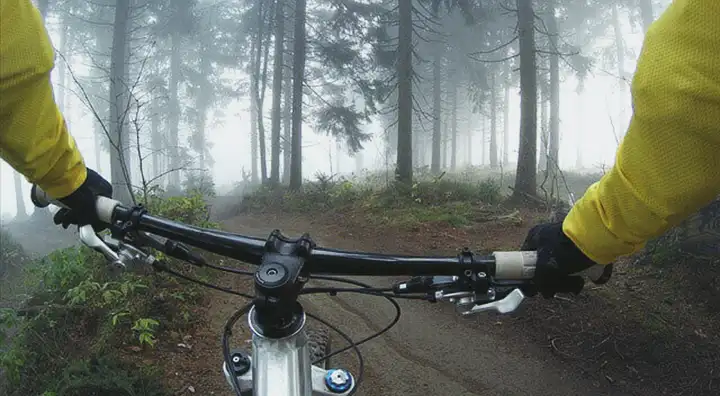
[2,0,667,219]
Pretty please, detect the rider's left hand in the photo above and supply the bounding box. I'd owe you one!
[54,168,113,231]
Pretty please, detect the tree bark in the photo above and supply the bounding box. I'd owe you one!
[612,4,626,81]
[281,0,294,184]
[355,150,363,174]
[13,172,27,219]
[57,17,68,114]
[37,0,49,20]
[431,40,442,174]
[638,0,654,33]
[253,0,272,184]
[395,0,413,184]
[442,119,448,169]
[94,120,103,174]
[269,0,285,184]
[539,77,548,171]
[489,73,498,168]
[466,115,472,167]
[109,0,132,203]
[151,108,161,179]
[479,117,485,165]
[548,3,560,178]
[289,0,306,190]
[250,79,259,183]
[513,0,538,198]
[282,64,292,184]
[575,80,584,169]
[450,84,458,171]
[167,28,181,190]
[194,55,211,169]
[503,79,510,165]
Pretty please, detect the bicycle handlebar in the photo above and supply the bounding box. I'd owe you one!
[30,184,537,279]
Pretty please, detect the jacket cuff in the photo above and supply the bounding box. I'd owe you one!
[562,183,642,265]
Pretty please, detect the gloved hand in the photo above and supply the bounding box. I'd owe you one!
[54,168,113,231]
[521,221,599,298]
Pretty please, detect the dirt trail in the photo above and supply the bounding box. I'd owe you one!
[159,212,625,396]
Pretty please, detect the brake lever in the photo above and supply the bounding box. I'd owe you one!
[79,225,123,269]
[458,289,525,316]
[79,225,155,272]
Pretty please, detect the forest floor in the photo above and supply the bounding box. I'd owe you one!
[148,202,720,396]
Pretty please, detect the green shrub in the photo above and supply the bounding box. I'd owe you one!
[182,170,216,199]
[0,191,217,396]
[0,228,26,278]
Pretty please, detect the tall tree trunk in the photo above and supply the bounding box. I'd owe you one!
[638,0,654,33]
[167,29,181,190]
[282,64,292,184]
[513,0,538,198]
[489,73,498,168]
[548,3,560,178]
[395,0,413,184]
[539,78,548,171]
[250,81,259,183]
[281,1,294,184]
[13,173,27,220]
[94,120,104,173]
[355,150,363,174]
[151,108,161,179]
[412,122,421,168]
[431,41,442,174]
[479,117,485,165]
[109,0,132,203]
[503,80,510,165]
[335,142,341,174]
[269,0,285,184]
[57,18,68,114]
[253,1,272,184]
[289,0,307,190]
[613,3,629,142]
[450,85,458,171]
[575,80,584,169]
[194,55,211,169]
[612,4,626,82]
[442,120,448,169]
[466,114,472,167]
[37,0,49,19]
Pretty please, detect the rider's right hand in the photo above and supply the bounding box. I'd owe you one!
[53,168,113,231]
[521,221,602,298]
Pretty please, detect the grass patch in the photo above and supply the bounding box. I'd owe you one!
[240,172,503,228]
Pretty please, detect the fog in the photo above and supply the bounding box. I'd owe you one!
[0,0,669,220]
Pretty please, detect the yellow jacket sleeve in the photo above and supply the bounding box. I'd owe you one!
[0,0,86,199]
[563,0,720,265]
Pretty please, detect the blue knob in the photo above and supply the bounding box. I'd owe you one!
[324,368,353,393]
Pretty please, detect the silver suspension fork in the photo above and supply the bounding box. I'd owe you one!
[222,306,355,396]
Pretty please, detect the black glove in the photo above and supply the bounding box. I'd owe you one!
[521,221,598,298]
[54,168,113,231]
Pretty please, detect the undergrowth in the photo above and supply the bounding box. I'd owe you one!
[0,187,217,396]
[238,167,603,228]
[241,171,503,227]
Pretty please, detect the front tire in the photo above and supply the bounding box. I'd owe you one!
[307,326,332,369]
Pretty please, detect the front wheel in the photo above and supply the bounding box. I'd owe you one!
[307,326,332,369]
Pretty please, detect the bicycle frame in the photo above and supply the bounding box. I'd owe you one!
[222,306,355,396]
